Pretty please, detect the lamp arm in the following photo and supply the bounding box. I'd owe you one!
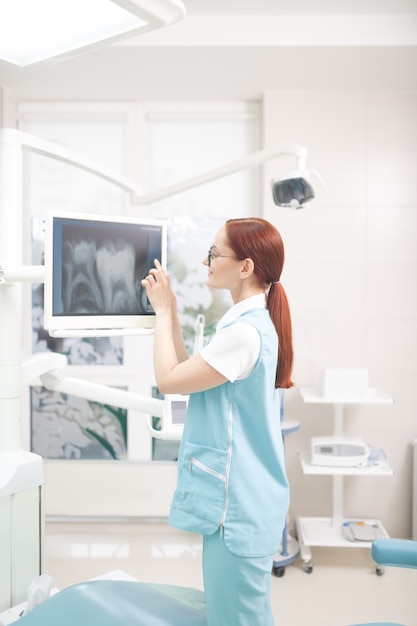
[40,369,164,417]
[0,128,143,196]
[0,129,308,206]
[22,353,68,385]
[0,264,45,285]
[132,143,308,205]
[39,368,184,440]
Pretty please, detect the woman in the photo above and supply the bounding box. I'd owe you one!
[141,217,293,626]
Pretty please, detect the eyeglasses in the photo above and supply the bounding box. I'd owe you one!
[207,246,237,268]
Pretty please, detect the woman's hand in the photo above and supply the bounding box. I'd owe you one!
[141,259,175,315]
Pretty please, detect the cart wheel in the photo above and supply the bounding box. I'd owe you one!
[376,567,385,576]
[272,566,285,578]
[304,564,313,574]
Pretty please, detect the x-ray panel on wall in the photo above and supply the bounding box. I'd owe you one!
[50,216,155,317]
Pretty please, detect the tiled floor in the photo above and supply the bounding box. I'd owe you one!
[43,521,416,626]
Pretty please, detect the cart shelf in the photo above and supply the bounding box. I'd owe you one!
[298,451,394,476]
[296,383,394,574]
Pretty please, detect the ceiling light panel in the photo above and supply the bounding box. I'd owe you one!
[0,0,186,67]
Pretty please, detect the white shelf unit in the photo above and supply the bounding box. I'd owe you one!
[296,386,394,573]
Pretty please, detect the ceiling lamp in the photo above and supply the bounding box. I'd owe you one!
[0,0,186,68]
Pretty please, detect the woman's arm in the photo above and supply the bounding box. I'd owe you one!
[141,260,227,395]
[170,300,189,364]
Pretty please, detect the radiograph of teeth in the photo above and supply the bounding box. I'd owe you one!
[60,226,149,315]
[62,239,104,313]
[96,239,137,313]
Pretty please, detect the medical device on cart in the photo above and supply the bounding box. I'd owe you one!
[310,437,369,468]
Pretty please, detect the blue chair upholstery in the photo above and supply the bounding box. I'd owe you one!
[349,538,417,626]
[371,538,417,569]
[18,580,207,626]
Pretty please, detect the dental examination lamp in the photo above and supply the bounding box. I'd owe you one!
[272,162,327,209]
[272,177,315,209]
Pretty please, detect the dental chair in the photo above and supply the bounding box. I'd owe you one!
[15,539,417,626]
[350,538,417,626]
[16,580,207,626]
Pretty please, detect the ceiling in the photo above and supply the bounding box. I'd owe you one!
[0,0,416,102]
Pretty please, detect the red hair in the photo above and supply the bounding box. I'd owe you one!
[225,217,294,389]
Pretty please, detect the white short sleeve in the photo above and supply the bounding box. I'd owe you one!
[200,322,261,382]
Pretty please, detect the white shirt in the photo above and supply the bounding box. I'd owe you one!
[200,293,267,382]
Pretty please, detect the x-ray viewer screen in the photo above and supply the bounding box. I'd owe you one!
[44,213,166,332]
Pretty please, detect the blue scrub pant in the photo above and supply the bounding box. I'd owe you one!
[202,530,275,626]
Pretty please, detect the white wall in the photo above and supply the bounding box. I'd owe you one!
[262,91,417,538]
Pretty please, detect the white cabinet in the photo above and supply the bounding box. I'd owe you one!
[296,386,394,573]
[0,453,44,611]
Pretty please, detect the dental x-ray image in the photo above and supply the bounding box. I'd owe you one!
[54,219,156,317]
[61,234,145,315]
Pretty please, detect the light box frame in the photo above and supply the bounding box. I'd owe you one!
[43,211,167,336]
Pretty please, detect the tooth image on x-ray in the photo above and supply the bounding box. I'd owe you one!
[60,227,149,315]
[96,239,138,312]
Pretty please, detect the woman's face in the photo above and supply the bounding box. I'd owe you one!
[203,225,242,290]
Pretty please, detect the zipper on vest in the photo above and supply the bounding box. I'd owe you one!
[220,402,233,532]
[188,457,226,482]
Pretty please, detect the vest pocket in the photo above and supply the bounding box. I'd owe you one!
[171,441,228,533]
[188,456,225,481]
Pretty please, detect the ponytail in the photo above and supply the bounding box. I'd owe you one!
[267,282,294,389]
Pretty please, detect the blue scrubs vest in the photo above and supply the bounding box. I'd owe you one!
[169,308,290,558]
